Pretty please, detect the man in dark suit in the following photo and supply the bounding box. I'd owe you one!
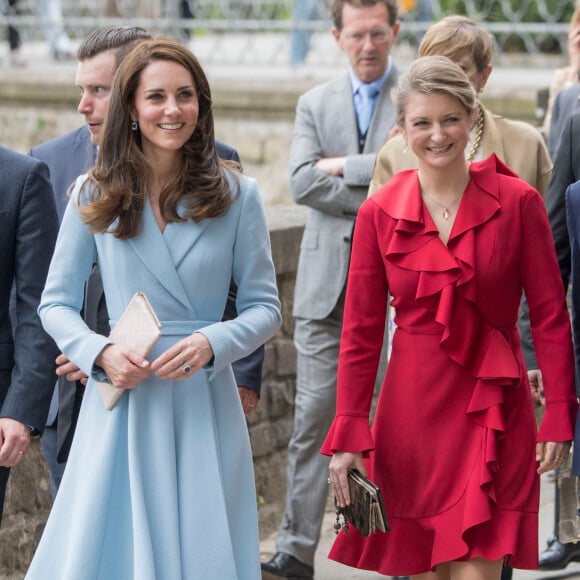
[30,25,264,497]
[0,146,59,522]
[520,109,580,570]
[261,0,400,578]
[547,82,580,161]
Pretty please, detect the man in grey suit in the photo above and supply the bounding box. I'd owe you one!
[0,146,59,522]
[261,0,400,577]
[30,26,264,497]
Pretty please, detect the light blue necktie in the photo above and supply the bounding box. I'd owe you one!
[357,84,379,136]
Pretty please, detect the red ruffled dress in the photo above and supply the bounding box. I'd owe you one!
[321,155,578,576]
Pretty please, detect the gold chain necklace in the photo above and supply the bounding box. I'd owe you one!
[422,190,464,220]
[466,106,484,162]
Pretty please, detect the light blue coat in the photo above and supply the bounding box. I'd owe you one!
[27,172,281,580]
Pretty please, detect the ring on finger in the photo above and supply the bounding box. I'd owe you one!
[182,363,192,374]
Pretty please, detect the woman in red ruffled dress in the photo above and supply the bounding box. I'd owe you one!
[322,55,579,579]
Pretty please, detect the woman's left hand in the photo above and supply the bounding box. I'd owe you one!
[329,451,366,508]
[536,440,572,474]
[151,332,214,381]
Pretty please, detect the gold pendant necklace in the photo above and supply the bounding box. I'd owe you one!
[466,106,484,162]
[422,190,464,220]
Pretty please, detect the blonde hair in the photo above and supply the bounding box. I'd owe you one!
[394,55,477,127]
[572,2,580,27]
[418,15,494,73]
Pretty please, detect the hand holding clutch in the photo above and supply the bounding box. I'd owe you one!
[96,292,162,410]
[334,469,389,537]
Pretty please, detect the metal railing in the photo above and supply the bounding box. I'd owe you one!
[0,0,576,63]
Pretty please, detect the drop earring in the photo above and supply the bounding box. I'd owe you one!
[131,119,138,131]
[403,140,409,155]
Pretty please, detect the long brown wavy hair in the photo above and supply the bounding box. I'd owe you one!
[80,38,238,239]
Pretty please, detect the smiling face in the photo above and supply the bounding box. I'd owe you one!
[75,49,117,145]
[401,91,475,171]
[332,2,399,83]
[132,59,199,160]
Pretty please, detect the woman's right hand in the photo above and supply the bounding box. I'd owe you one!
[95,344,151,389]
[329,451,365,508]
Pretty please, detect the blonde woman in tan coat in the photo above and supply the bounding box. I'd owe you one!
[369,15,552,198]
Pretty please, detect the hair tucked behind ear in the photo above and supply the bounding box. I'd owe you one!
[80,38,238,239]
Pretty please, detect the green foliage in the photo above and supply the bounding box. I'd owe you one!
[196,0,290,20]
[436,0,574,54]
[438,0,574,23]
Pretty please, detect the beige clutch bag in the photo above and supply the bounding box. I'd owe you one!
[96,292,162,410]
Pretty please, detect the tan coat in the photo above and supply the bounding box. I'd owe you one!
[369,106,552,198]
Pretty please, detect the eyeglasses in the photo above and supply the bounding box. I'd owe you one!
[343,29,391,44]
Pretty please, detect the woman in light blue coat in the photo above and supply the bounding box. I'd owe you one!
[27,39,281,580]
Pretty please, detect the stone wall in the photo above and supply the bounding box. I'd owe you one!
[0,76,541,210]
[0,205,307,578]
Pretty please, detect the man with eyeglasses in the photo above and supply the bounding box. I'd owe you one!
[261,0,400,578]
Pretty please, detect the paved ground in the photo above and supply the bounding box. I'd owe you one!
[260,474,580,579]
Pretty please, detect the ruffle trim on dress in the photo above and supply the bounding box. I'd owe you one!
[375,154,523,563]
[327,470,539,575]
[321,415,375,456]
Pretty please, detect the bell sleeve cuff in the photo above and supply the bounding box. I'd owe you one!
[537,399,579,442]
[320,414,375,457]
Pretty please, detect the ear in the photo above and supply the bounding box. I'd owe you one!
[331,27,341,45]
[479,65,492,92]
[392,21,401,41]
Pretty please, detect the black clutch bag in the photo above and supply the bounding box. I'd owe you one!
[334,469,389,537]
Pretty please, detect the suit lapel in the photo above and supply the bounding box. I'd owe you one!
[54,129,97,219]
[163,215,210,268]
[331,74,361,154]
[364,66,399,153]
[126,198,193,311]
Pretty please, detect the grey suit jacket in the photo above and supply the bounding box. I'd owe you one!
[0,146,59,431]
[547,83,580,161]
[290,68,399,320]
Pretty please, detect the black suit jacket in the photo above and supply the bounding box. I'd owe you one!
[565,181,580,472]
[0,147,59,432]
[30,127,264,463]
[520,111,580,388]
